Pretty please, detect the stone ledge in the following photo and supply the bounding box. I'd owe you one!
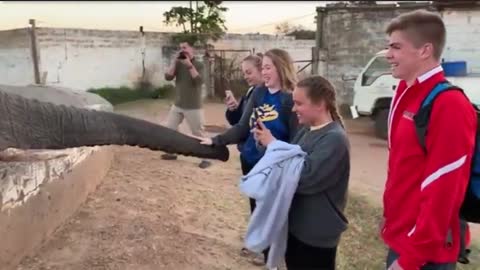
[0,147,113,270]
[0,147,96,211]
[0,84,114,270]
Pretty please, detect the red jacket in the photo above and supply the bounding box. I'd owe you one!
[382,66,477,270]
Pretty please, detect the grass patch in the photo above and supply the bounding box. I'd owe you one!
[339,194,480,269]
[87,84,174,105]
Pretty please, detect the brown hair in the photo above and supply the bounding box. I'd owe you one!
[242,53,263,71]
[264,49,297,91]
[386,9,446,60]
[297,76,344,128]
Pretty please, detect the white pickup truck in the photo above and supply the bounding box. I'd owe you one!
[352,50,480,139]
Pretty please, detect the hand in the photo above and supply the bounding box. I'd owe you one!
[180,57,193,69]
[191,135,213,146]
[225,95,239,111]
[388,260,404,270]
[253,120,275,146]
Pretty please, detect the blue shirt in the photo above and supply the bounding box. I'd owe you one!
[241,89,290,166]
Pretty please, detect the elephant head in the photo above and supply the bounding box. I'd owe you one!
[0,90,229,161]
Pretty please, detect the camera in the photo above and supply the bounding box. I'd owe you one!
[177,52,187,60]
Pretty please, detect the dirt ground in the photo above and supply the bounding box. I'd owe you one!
[15,99,478,270]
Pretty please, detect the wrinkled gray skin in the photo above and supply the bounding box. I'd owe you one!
[0,91,229,161]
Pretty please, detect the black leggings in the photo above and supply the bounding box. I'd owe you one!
[285,233,337,270]
[240,156,270,263]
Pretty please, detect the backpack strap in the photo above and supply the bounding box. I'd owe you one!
[413,81,468,254]
[413,81,462,151]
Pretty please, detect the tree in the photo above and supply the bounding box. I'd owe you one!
[163,1,228,46]
[275,22,293,35]
[286,29,315,40]
[275,22,315,40]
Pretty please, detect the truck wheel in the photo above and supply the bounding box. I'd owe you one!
[374,109,389,140]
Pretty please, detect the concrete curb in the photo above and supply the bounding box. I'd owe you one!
[0,84,114,269]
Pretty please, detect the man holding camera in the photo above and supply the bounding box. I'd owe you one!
[162,41,211,169]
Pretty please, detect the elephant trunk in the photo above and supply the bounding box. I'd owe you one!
[0,91,229,161]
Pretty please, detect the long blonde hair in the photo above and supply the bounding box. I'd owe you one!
[264,49,297,91]
[242,53,263,71]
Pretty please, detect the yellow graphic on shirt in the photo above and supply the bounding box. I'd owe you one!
[250,104,279,127]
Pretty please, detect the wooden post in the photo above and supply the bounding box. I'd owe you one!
[204,52,213,98]
[311,47,319,75]
[312,8,325,75]
[29,19,41,84]
[139,26,146,83]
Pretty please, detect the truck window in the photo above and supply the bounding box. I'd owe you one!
[362,56,391,86]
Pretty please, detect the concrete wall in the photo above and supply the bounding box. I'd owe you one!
[0,85,114,270]
[214,33,315,74]
[0,29,35,85]
[442,9,480,73]
[317,3,480,109]
[318,3,435,108]
[0,28,314,91]
[37,28,149,90]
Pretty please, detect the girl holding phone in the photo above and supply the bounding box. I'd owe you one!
[199,48,299,267]
[254,75,350,270]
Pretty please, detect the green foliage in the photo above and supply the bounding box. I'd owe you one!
[163,1,228,46]
[87,84,175,105]
[286,29,315,40]
[337,194,480,269]
[275,22,315,40]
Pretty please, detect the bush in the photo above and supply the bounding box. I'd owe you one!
[151,84,175,99]
[87,84,175,105]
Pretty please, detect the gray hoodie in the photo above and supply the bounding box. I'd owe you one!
[289,122,350,248]
[240,121,351,268]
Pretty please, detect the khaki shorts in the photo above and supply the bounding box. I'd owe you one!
[164,105,205,137]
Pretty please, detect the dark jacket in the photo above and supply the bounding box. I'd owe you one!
[225,86,255,126]
[212,87,299,159]
[225,86,255,153]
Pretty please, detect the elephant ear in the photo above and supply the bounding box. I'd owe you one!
[0,90,229,161]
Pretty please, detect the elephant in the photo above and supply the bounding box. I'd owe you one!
[0,90,229,161]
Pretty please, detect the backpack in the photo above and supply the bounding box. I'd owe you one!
[413,80,480,264]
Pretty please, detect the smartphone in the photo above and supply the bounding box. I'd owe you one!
[225,90,234,100]
[254,109,262,129]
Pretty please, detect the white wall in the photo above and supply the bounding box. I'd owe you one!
[0,29,35,85]
[37,28,146,90]
[442,9,480,74]
[0,28,315,91]
[213,34,315,74]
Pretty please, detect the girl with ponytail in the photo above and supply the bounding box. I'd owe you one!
[254,75,350,270]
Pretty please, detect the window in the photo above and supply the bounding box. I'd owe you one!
[362,56,391,86]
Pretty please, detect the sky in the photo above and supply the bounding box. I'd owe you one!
[0,1,333,34]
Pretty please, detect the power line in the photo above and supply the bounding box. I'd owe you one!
[229,12,316,33]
